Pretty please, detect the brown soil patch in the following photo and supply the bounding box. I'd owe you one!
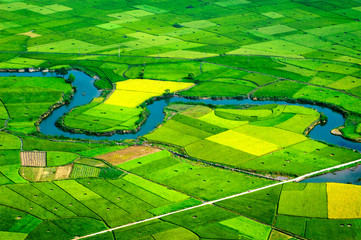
[54,164,73,180]
[18,31,41,38]
[97,146,161,165]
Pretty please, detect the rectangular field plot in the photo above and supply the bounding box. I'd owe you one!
[143,62,201,81]
[215,108,274,121]
[0,231,27,239]
[104,90,155,108]
[151,50,218,59]
[96,23,121,30]
[0,2,36,11]
[20,151,46,167]
[220,216,271,240]
[54,165,73,180]
[181,20,216,29]
[216,0,250,7]
[255,25,296,35]
[144,125,201,147]
[316,63,359,75]
[305,22,361,37]
[328,76,361,90]
[261,12,285,19]
[172,114,227,134]
[97,146,162,166]
[45,4,72,12]
[119,152,179,177]
[206,130,280,156]
[327,183,361,219]
[234,125,307,147]
[275,114,319,133]
[228,40,313,57]
[28,7,55,15]
[180,81,256,98]
[0,132,20,150]
[181,105,212,118]
[278,183,328,218]
[123,174,189,202]
[134,5,167,14]
[27,39,117,54]
[70,164,100,179]
[54,180,101,201]
[185,140,256,166]
[162,120,213,139]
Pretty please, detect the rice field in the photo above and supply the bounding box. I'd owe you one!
[0,0,361,238]
[145,103,361,176]
[104,79,194,107]
[327,183,361,219]
[206,130,280,156]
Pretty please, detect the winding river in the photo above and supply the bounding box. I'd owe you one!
[2,70,361,184]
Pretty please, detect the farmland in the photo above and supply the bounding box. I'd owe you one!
[63,79,193,133]
[0,76,72,134]
[145,103,360,176]
[0,0,360,239]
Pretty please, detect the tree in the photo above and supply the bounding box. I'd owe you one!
[187,73,195,79]
[139,69,144,79]
[55,67,68,77]
[173,23,183,28]
[66,73,75,83]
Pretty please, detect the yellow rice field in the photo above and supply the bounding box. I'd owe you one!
[206,130,280,156]
[327,183,361,219]
[234,125,307,147]
[104,79,193,107]
[105,90,155,107]
[114,79,193,93]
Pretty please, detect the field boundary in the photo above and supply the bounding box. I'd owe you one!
[73,158,361,239]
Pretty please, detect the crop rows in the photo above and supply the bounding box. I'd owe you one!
[20,151,46,167]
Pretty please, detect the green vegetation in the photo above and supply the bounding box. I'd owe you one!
[0,76,72,134]
[0,0,360,239]
[216,185,282,225]
[145,103,360,176]
[118,150,273,200]
[46,151,78,167]
[278,183,328,218]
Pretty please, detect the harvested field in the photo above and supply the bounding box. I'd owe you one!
[97,146,161,165]
[20,151,46,167]
[18,31,41,38]
[54,164,73,180]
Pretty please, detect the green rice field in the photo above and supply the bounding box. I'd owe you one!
[0,0,361,239]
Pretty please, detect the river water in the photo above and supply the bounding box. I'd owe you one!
[2,70,361,183]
